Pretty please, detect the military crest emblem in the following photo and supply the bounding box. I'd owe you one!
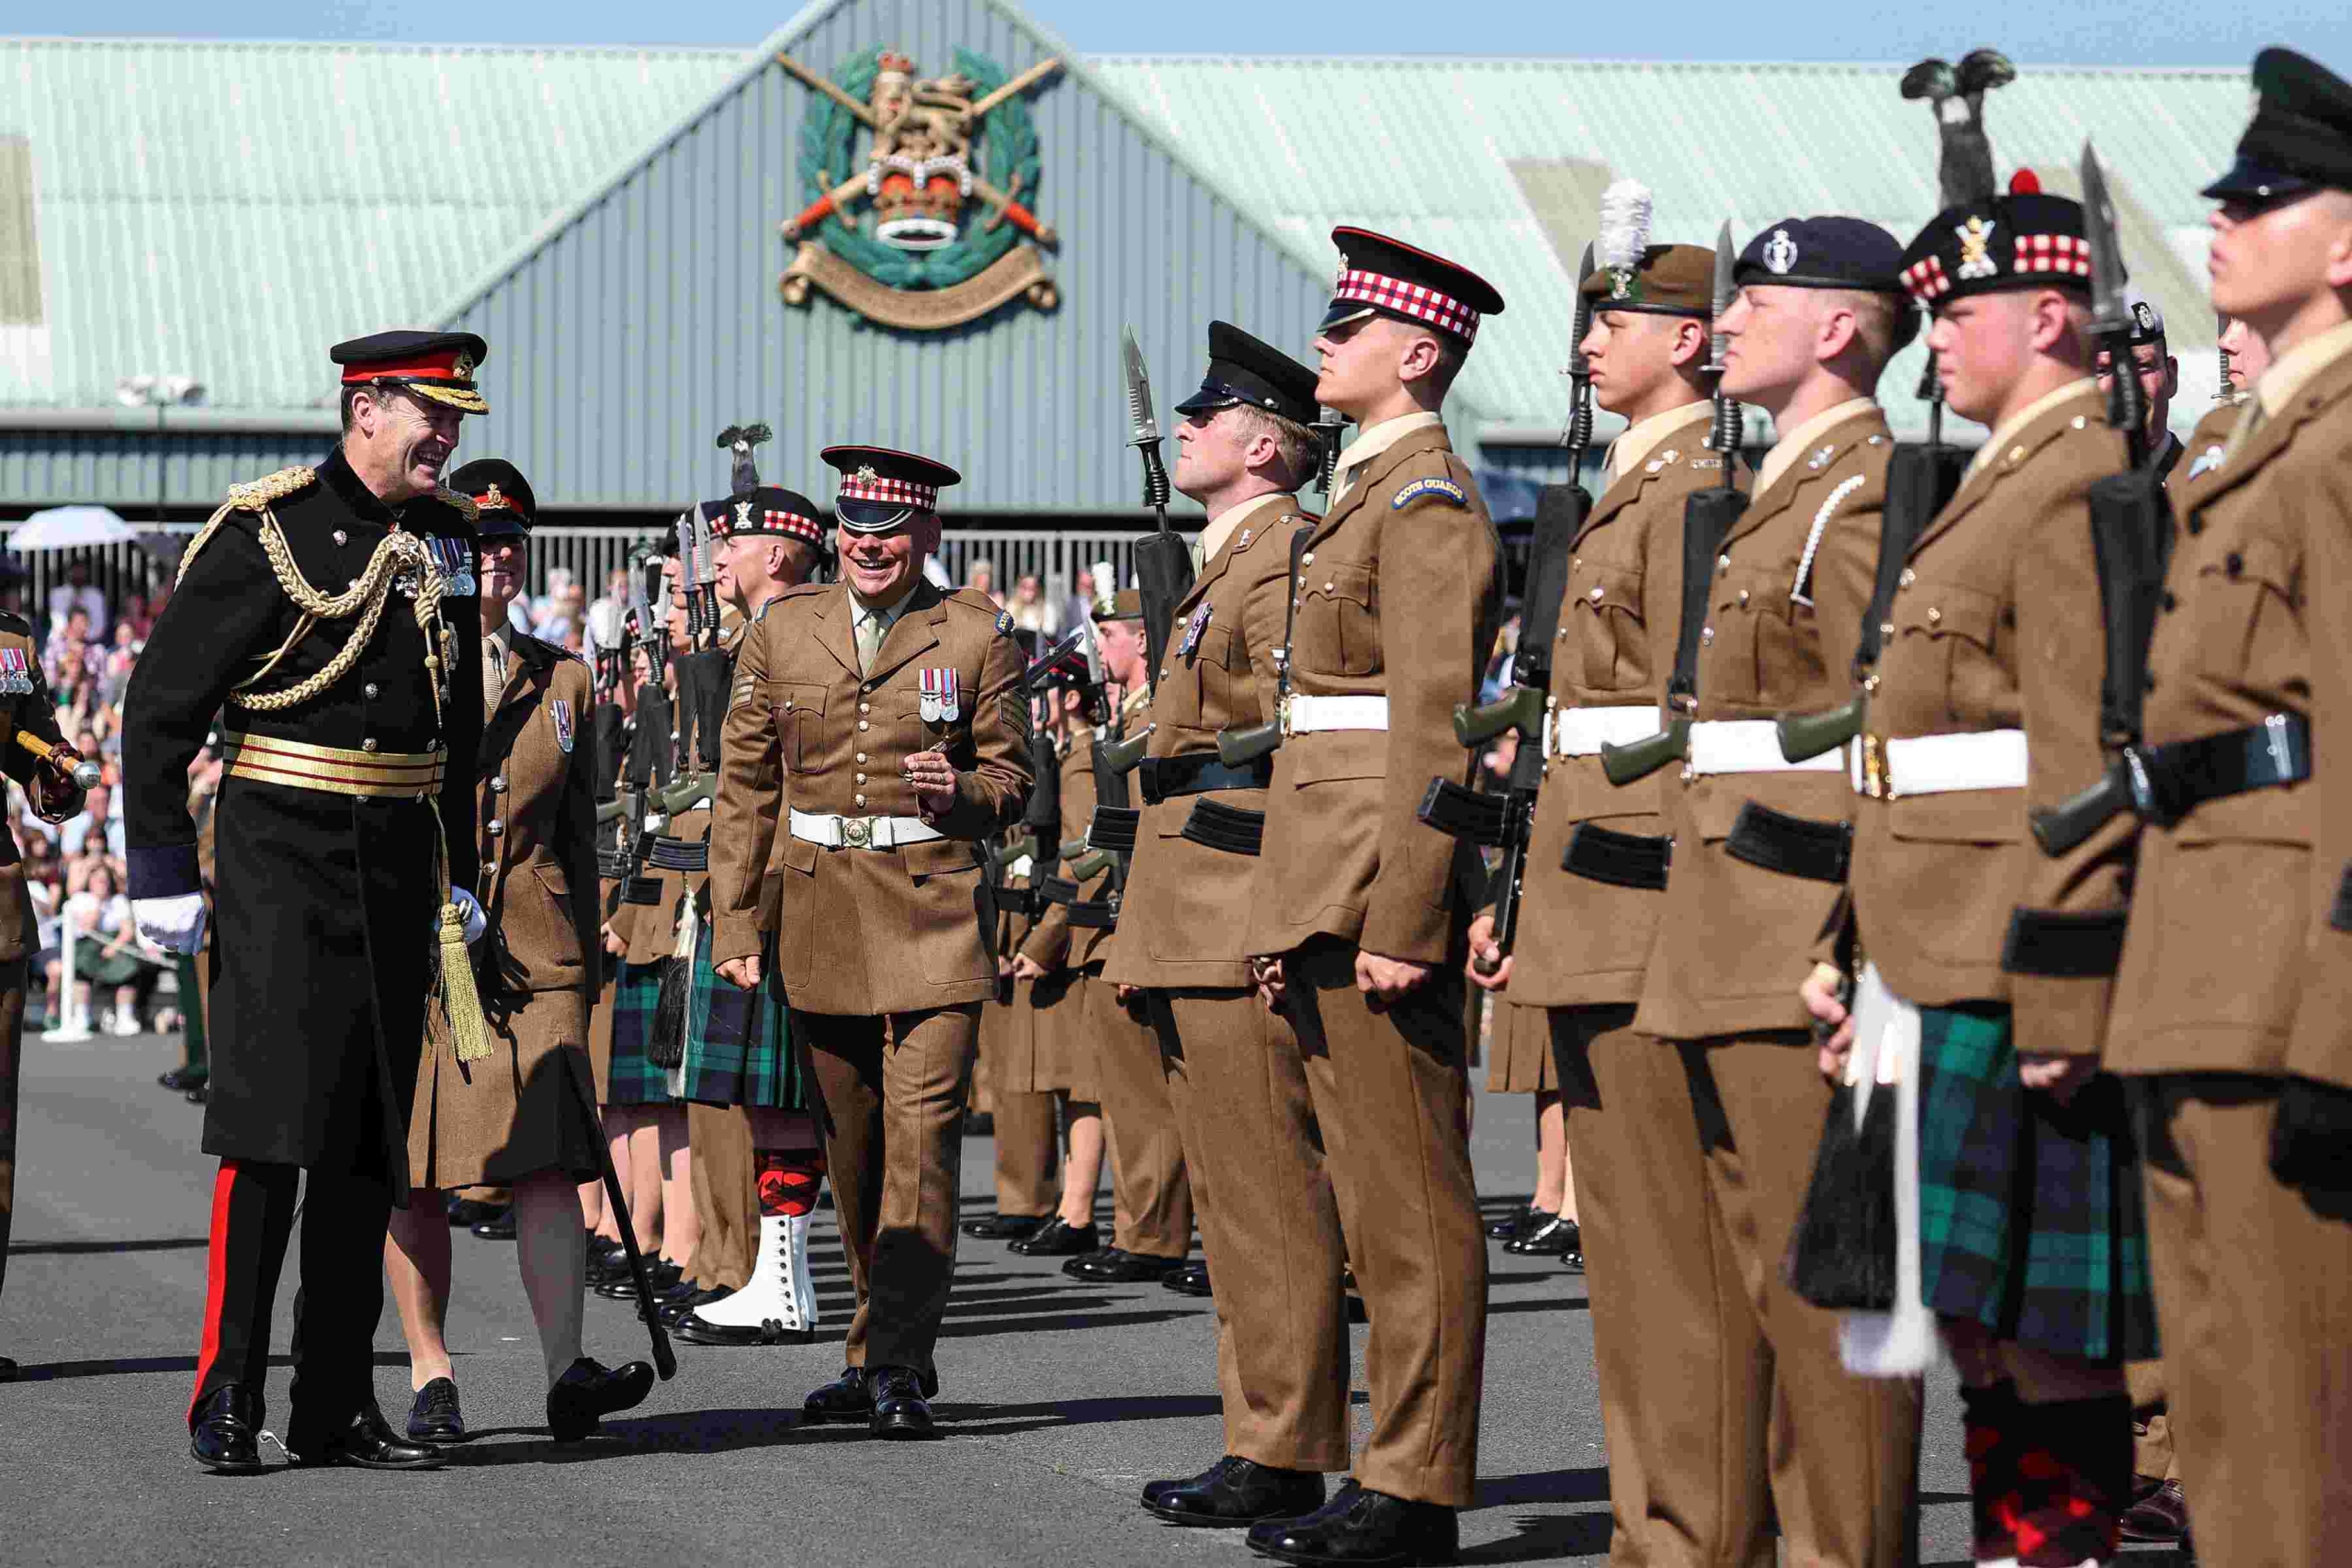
[919,666,961,724]
[1763,229,1799,275]
[551,697,575,754]
[777,47,1065,331]
[1955,215,2000,281]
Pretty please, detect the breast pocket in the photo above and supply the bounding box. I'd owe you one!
[1570,564,1647,694]
[1889,581,2002,725]
[775,685,828,772]
[1188,623,1248,724]
[1706,567,1795,707]
[528,860,584,976]
[1295,562,1379,677]
[2188,534,2298,687]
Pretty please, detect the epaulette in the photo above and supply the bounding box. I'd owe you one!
[944,585,1005,620]
[1231,510,1305,554]
[225,467,317,512]
[756,581,831,623]
[433,486,481,525]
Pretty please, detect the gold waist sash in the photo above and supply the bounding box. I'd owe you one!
[222,731,445,799]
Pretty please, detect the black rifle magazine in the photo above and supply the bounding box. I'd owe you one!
[1087,806,1141,853]
[1181,798,1265,857]
[1561,823,1671,891]
[621,875,665,907]
[646,836,709,873]
[1034,875,1082,907]
[1724,802,1852,884]
[1999,907,2129,978]
[1067,900,1119,931]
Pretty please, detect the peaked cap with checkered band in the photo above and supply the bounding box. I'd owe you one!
[820,445,962,534]
[1897,171,2091,307]
[1322,227,1504,347]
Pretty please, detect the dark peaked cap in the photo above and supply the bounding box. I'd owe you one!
[2205,46,2352,199]
[1323,227,1504,345]
[1176,321,1321,426]
[447,457,534,536]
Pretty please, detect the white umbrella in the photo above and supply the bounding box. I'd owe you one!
[8,506,138,551]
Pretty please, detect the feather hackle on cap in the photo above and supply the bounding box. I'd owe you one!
[1090,560,1118,604]
[1597,180,1654,276]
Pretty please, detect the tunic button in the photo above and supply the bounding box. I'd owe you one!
[486,819,503,837]
[1717,554,1731,571]
[857,720,869,732]
[863,682,874,693]
[854,795,866,808]
[1880,621,1895,638]
[855,773,866,784]
[361,738,379,752]
[1927,607,1943,625]
[1898,569,1917,588]
[2008,446,2027,463]
[1736,589,1750,607]
[492,776,507,793]
[2225,552,2245,579]
[1302,552,1315,565]
[1323,581,1335,592]
[1589,586,1604,602]
[1701,626,1714,645]
[364,682,379,698]
[855,752,867,764]
[333,530,348,546]
[859,702,870,715]
[784,698,795,710]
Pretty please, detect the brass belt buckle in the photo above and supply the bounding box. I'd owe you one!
[843,815,875,849]
[1860,733,1888,800]
[1277,694,1295,739]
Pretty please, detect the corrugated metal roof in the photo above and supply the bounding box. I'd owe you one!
[1090,55,2254,435]
[0,35,745,410]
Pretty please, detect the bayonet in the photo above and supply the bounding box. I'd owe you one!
[1705,221,1742,482]
[1120,326,1194,695]
[2081,141,2148,466]
[1563,241,1597,457]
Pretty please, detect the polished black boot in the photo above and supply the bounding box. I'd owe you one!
[1484,1203,1532,1241]
[1009,1216,1099,1257]
[1162,1259,1213,1297]
[802,1365,874,1424]
[444,1195,504,1230]
[1503,1213,1578,1258]
[596,1257,682,1299]
[405,1377,466,1442]
[189,1383,266,1474]
[1144,1454,1325,1526]
[288,1402,445,1471]
[547,1357,655,1442]
[867,1364,937,1440]
[1245,1482,1458,1565]
[961,1212,1049,1242]
[1065,1247,1184,1283]
[469,1206,518,1241]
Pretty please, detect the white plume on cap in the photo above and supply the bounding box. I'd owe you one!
[1596,179,1654,275]
[1090,560,1117,602]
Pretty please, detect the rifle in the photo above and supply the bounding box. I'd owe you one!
[2030,141,2178,856]
[1216,527,1311,766]
[1313,407,1347,500]
[1122,327,1196,696]
[1418,242,1597,968]
[1600,222,1748,787]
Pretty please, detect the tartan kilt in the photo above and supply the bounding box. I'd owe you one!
[676,921,805,1111]
[604,958,676,1107]
[1915,1001,2157,1362]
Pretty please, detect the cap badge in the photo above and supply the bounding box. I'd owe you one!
[551,697,575,754]
[452,353,476,381]
[1763,229,1799,276]
[1955,215,2000,281]
[1608,266,1634,300]
[1335,253,1350,290]
[2132,301,2157,333]
[855,465,879,485]
[735,499,753,528]
[481,483,504,511]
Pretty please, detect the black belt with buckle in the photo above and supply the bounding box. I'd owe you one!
[2128,711,2310,826]
[1089,807,1140,854]
[1182,798,1265,857]
[1138,751,1273,806]
[1561,823,1671,891]
[1724,802,1851,884]
[646,836,707,873]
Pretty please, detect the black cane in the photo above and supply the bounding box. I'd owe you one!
[567,1057,677,1381]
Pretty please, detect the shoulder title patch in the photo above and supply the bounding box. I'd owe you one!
[996,610,1014,637]
[1392,476,1467,510]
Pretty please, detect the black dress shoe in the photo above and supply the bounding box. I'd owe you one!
[185,1083,209,1105]
[1066,1247,1184,1283]
[597,1258,682,1299]
[189,1384,266,1474]
[547,1357,655,1442]
[868,1364,937,1439]
[803,1365,873,1424]
[1163,1259,1213,1297]
[287,1403,444,1471]
[1484,1203,1532,1241]
[584,1239,629,1285]
[405,1377,467,1442]
[1245,1482,1458,1565]
[961,1212,1049,1242]
[1504,1213,1578,1258]
[1144,1453,1325,1526]
[158,1066,207,1093]
[1009,1217,1100,1257]
[445,1196,504,1229]
[0,1354,15,1382]
[662,1285,731,1326]
[469,1206,517,1241]
[2120,1476,2189,1543]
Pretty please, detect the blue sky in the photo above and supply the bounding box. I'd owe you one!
[32,1,2350,70]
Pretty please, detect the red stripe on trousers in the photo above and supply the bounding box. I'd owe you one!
[187,1159,242,1425]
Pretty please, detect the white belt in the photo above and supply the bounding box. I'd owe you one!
[1544,705,1660,758]
[788,807,945,850]
[1687,719,1843,777]
[1283,694,1388,735]
[1850,729,2029,799]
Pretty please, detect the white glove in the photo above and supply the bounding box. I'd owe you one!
[134,894,209,955]
[447,887,488,945]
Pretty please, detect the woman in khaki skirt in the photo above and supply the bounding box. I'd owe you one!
[383,461,652,1444]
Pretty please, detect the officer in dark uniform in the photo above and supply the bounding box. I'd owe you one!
[126,330,488,1473]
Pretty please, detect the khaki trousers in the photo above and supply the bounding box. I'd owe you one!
[1555,1009,1774,1568]
[1678,1034,1922,1568]
[1283,937,1484,1506]
[1087,966,1191,1258]
[979,993,1058,1217]
[2139,1074,2352,1568]
[1154,987,1350,1472]
[0,960,22,1303]
[2125,1357,2175,1483]
[798,1003,979,1374]
[685,1102,757,1292]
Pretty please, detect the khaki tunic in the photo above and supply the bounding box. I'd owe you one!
[1510,408,1725,1008]
[1848,385,2132,1053]
[1635,406,1884,1039]
[1012,728,1102,1099]
[410,636,602,1189]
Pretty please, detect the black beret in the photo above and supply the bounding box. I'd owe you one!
[1736,216,1909,294]
[1899,173,2091,307]
[446,457,534,536]
[1323,226,1504,345]
[1174,321,1321,426]
[2205,47,2352,200]
[820,445,962,535]
[331,330,490,415]
[716,485,827,548]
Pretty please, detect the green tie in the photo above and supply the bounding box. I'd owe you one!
[855,605,889,674]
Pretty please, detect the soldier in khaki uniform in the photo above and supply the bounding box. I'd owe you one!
[382,459,653,1445]
[966,821,1060,1243]
[1628,218,1923,1567]
[0,616,89,1382]
[2104,50,2352,1567]
[1467,220,1761,1565]
[1244,229,1503,1564]
[1107,321,1345,1527]
[709,445,1031,1439]
[1804,178,2155,1566]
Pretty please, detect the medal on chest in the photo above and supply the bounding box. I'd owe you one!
[0,648,28,695]
[919,666,961,724]
[428,536,477,597]
[551,696,575,753]
[1178,601,1214,662]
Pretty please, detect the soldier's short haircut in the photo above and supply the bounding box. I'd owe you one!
[1836,291,1923,367]
[338,378,420,433]
[1232,404,1319,490]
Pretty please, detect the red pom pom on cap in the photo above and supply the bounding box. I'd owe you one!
[2008,168,2043,196]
